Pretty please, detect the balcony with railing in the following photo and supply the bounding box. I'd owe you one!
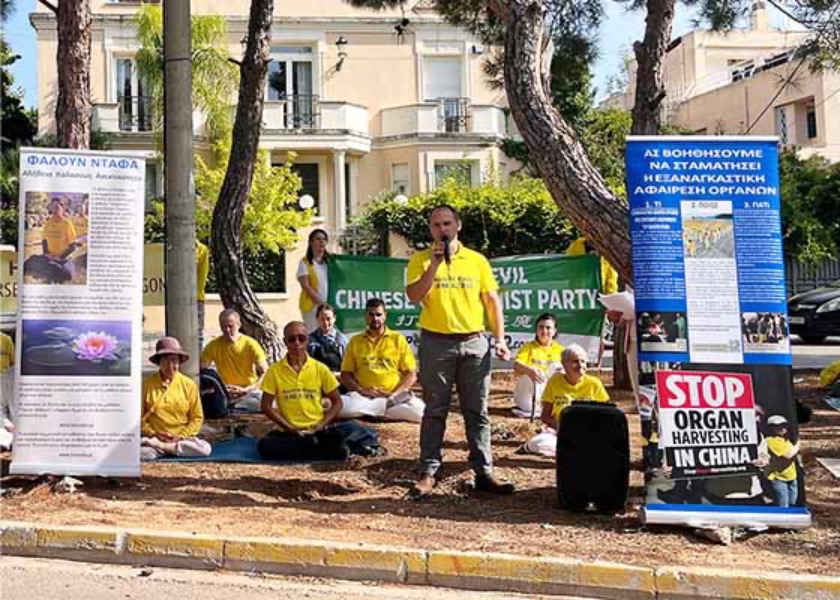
[92,95,155,133]
[380,98,506,138]
[261,95,368,135]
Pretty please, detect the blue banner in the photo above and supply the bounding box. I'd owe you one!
[626,137,791,366]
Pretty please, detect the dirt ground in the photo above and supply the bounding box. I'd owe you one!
[1,372,838,575]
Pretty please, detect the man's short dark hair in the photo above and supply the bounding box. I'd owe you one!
[366,298,386,312]
[430,203,460,223]
[316,303,335,317]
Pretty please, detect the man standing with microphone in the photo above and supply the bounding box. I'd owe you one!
[406,204,513,498]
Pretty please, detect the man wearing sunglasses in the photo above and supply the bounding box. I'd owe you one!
[257,322,377,460]
[406,204,513,498]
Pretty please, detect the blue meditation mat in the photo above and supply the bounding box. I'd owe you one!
[157,436,339,464]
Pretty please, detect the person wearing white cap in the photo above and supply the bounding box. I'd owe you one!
[141,337,211,461]
[765,414,800,507]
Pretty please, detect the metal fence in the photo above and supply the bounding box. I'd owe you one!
[786,257,840,296]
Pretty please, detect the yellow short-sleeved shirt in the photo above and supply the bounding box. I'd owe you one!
[72,215,89,254]
[262,356,338,429]
[406,245,498,334]
[196,241,209,302]
[542,372,610,421]
[0,332,14,373]
[341,328,416,392]
[201,334,266,387]
[515,340,564,373]
[141,371,204,437]
[767,436,797,481]
[565,237,618,295]
[42,216,77,257]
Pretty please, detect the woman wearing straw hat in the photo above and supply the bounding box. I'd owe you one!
[141,337,211,461]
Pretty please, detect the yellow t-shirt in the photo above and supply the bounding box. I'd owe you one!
[201,334,266,387]
[72,214,88,254]
[0,332,14,373]
[261,356,338,429]
[42,216,77,257]
[767,436,797,481]
[341,328,416,392]
[515,340,564,373]
[542,372,610,421]
[406,245,498,334]
[141,371,204,437]
[196,241,209,302]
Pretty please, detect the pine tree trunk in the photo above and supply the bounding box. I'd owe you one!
[55,0,91,149]
[631,0,676,135]
[210,0,284,361]
[491,0,632,282]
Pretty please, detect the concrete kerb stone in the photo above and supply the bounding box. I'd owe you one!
[3,521,840,599]
[427,550,656,599]
[655,566,840,600]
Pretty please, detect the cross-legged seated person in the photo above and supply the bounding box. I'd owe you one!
[141,337,211,461]
[307,303,348,373]
[200,308,268,412]
[524,344,609,457]
[258,321,369,461]
[339,298,425,423]
[511,312,564,419]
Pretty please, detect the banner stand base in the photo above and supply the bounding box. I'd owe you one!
[644,504,812,529]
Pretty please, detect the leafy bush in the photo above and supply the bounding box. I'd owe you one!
[349,175,578,258]
[779,151,840,263]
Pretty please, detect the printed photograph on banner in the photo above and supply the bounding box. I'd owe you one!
[741,312,790,354]
[640,363,805,509]
[680,201,734,260]
[638,311,688,353]
[20,319,131,377]
[22,192,89,285]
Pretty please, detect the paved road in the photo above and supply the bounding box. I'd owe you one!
[0,556,595,600]
[598,338,840,370]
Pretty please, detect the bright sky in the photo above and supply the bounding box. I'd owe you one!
[2,0,793,110]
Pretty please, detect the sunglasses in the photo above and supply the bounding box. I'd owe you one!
[285,334,308,344]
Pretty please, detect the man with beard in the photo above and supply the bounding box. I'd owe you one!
[339,298,424,422]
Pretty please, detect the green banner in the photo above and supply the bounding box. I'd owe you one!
[328,254,604,357]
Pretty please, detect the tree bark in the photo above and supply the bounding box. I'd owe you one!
[210,0,284,360]
[55,0,91,149]
[490,0,632,283]
[631,0,676,135]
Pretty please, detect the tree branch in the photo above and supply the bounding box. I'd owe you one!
[38,0,58,14]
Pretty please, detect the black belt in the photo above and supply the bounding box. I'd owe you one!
[421,329,483,342]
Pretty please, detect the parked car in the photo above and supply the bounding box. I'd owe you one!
[787,280,840,344]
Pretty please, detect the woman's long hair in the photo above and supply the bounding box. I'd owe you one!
[305,228,330,264]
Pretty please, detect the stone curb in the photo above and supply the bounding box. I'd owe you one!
[2,521,839,599]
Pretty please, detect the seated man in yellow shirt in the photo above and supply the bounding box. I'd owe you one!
[259,321,379,461]
[511,313,564,419]
[339,298,425,423]
[0,331,15,450]
[524,344,610,456]
[200,309,268,412]
[141,337,211,461]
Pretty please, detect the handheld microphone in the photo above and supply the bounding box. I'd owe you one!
[442,235,451,264]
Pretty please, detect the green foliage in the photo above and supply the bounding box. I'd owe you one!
[350,175,578,258]
[779,150,840,263]
[134,4,238,139]
[194,140,311,254]
[580,108,633,198]
[0,207,16,247]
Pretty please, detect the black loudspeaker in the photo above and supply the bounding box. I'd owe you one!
[556,401,630,513]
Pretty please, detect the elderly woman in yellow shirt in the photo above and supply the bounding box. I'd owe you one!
[511,313,564,419]
[141,337,211,461]
[523,344,610,457]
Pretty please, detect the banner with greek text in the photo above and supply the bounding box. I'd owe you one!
[328,253,603,359]
[627,136,810,529]
[11,148,145,476]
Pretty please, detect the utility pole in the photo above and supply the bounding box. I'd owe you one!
[163,0,198,377]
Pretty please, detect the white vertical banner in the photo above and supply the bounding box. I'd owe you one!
[11,148,145,476]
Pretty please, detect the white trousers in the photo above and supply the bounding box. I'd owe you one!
[140,436,212,461]
[524,429,557,457]
[511,375,546,419]
[339,391,425,423]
